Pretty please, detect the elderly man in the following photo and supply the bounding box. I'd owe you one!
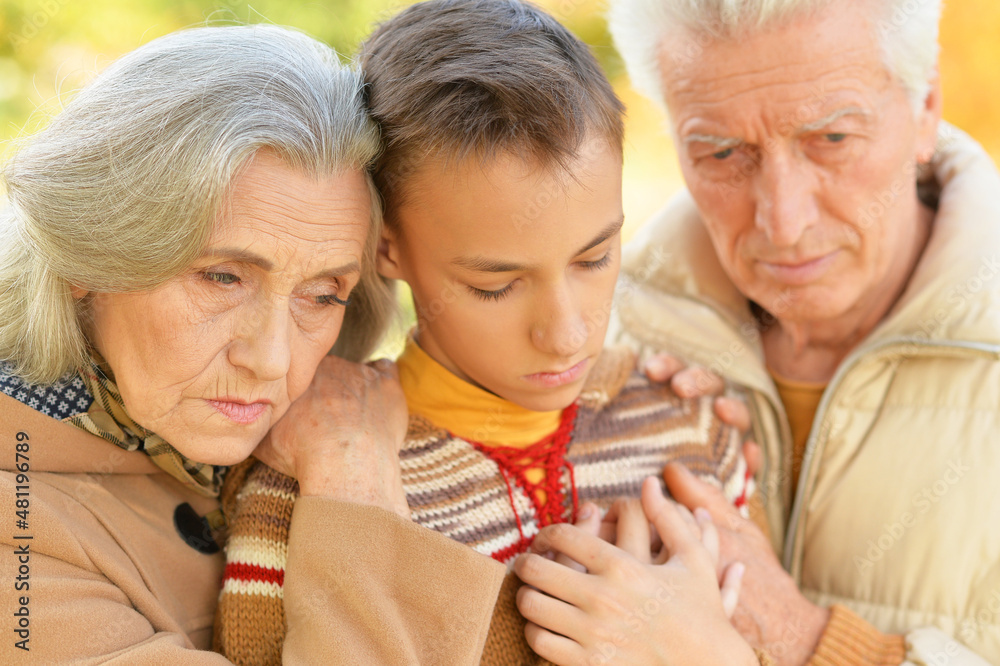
[598,0,1000,664]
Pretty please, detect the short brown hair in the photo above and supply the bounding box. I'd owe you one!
[360,0,625,220]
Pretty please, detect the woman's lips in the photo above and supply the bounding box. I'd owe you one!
[207,399,269,425]
[522,359,589,389]
[759,250,840,285]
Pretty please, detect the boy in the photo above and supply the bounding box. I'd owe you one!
[215,1,753,663]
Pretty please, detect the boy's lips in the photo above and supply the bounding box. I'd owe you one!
[206,398,270,425]
[522,359,589,389]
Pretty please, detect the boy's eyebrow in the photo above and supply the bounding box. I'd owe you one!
[575,217,625,256]
[451,256,529,273]
[452,216,625,274]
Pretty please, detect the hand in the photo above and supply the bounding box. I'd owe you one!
[644,352,762,480]
[253,356,410,517]
[513,478,757,665]
[664,463,830,665]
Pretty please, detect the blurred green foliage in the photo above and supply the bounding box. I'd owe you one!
[0,0,620,144]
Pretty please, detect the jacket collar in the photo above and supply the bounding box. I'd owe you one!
[1,388,159,475]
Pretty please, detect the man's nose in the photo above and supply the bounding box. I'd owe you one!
[752,152,820,249]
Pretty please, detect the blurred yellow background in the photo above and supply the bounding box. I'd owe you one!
[1,0,998,239]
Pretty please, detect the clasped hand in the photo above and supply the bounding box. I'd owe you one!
[513,477,758,666]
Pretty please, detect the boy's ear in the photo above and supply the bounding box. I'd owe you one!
[377,226,406,280]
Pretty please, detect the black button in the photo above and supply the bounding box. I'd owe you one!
[173,503,220,554]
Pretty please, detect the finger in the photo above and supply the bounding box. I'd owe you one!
[609,498,653,563]
[639,477,701,562]
[671,367,725,399]
[695,507,720,569]
[558,503,601,571]
[714,396,751,432]
[663,463,742,527]
[522,523,618,580]
[643,353,686,383]
[514,548,591,608]
[517,585,589,647]
[524,621,586,666]
[743,440,762,480]
[720,562,745,620]
[675,502,701,542]
[597,520,617,544]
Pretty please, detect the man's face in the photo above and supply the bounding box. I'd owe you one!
[659,2,940,324]
[378,137,624,413]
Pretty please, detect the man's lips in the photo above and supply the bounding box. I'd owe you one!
[206,398,270,425]
[758,250,840,285]
[521,359,589,389]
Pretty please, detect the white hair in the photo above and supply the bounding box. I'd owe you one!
[0,24,393,384]
[609,0,942,113]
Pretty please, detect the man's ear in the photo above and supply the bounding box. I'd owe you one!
[377,226,406,280]
[915,69,943,165]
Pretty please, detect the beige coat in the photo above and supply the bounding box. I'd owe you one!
[0,391,504,663]
[612,123,1000,665]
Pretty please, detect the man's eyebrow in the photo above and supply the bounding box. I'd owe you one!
[800,106,871,132]
[451,217,625,274]
[575,217,625,256]
[201,247,359,280]
[683,134,743,149]
[682,107,871,147]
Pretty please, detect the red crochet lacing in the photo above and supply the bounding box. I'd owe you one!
[469,403,580,562]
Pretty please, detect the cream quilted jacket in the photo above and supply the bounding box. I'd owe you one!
[613,124,1000,665]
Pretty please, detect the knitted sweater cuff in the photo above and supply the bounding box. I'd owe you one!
[806,604,906,665]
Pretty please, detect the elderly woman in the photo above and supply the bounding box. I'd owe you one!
[518,0,1000,665]
[0,25,501,662]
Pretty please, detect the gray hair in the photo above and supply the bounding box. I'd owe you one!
[609,0,942,113]
[0,24,394,384]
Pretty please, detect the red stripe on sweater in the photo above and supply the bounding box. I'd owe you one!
[222,561,285,587]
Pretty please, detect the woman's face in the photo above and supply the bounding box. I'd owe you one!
[83,151,372,465]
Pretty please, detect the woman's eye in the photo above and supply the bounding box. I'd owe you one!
[825,133,848,143]
[580,253,612,271]
[316,294,351,307]
[204,272,240,285]
[712,148,735,160]
[468,283,514,302]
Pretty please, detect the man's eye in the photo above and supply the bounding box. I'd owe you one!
[826,133,848,143]
[204,272,240,285]
[712,148,735,160]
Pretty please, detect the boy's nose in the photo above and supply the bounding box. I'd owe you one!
[530,288,589,359]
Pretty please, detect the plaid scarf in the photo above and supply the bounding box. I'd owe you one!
[1,361,222,497]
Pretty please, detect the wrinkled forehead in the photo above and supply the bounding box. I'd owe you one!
[657,4,894,129]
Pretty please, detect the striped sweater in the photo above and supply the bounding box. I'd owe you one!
[214,347,750,664]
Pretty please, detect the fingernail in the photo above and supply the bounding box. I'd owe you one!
[644,356,667,376]
[732,562,745,580]
[694,507,712,523]
[578,505,594,520]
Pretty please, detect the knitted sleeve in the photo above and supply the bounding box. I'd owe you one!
[213,460,506,664]
[806,605,906,665]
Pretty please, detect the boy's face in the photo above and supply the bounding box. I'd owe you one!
[379,138,624,412]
